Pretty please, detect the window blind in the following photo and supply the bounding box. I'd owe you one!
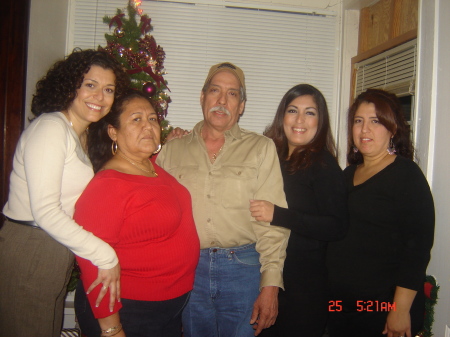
[354,39,417,98]
[68,0,339,133]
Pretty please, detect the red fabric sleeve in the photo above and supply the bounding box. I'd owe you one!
[74,174,125,318]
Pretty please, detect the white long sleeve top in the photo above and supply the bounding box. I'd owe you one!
[3,112,118,269]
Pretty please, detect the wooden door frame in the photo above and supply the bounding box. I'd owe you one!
[1,0,30,210]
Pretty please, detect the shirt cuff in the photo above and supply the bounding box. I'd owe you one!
[260,268,284,291]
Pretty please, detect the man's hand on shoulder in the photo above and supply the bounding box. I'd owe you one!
[250,286,279,336]
[166,127,190,142]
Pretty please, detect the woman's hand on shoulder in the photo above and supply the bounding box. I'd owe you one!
[87,263,121,312]
[249,200,274,223]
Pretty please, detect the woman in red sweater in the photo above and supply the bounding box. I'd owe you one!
[74,89,199,337]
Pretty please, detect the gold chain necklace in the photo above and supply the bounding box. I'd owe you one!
[201,128,224,163]
[211,146,223,162]
[118,151,158,177]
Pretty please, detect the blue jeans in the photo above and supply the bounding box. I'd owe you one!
[182,243,261,337]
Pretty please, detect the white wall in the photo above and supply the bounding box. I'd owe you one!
[336,4,359,166]
[25,0,69,125]
[417,0,450,335]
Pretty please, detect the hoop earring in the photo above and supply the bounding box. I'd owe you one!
[111,141,118,155]
[353,146,359,153]
[387,137,396,155]
[153,143,162,155]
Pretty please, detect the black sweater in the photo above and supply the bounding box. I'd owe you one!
[327,156,435,293]
[272,150,348,288]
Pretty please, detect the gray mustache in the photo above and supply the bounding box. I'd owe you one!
[209,106,231,116]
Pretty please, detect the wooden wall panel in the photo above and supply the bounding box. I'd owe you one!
[358,0,418,54]
[392,0,418,37]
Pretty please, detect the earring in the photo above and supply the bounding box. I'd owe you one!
[153,143,162,155]
[353,146,359,153]
[387,137,396,155]
[111,141,118,155]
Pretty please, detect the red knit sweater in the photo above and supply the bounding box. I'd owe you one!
[74,161,200,318]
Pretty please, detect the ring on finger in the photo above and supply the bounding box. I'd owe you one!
[102,285,108,290]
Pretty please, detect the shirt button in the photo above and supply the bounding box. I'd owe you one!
[207,218,211,222]
[209,172,212,176]
[237,171,242,175]
[207,194,211,198]
[210,241,215,245]
[178,174,182,179]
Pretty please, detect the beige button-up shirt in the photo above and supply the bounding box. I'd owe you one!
[157,121,290,289]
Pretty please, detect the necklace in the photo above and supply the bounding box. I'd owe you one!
[201,127,224,163]
[118,151,158,177]
[63,111,89,135]
[211,146,223,162]
[62,111,89,152]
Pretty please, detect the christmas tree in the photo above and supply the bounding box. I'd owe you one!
[100,0,172,142]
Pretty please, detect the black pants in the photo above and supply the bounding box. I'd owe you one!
[75,280,190,337]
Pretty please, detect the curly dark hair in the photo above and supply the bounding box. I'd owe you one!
[264,84,337,173]
[88,89,158,173]
[347,88,414,165]
[31,48,130,116]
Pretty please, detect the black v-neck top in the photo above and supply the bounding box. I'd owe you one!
[327,156,435,292]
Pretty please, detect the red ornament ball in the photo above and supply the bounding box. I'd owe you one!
[142,82,157,97]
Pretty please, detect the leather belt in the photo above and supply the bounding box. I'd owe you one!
[4,216,41,229]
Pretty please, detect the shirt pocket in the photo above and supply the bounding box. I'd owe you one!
[166,165,199,198]
[221,165,257,209]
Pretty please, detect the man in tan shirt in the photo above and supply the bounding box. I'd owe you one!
[156,62,289,336]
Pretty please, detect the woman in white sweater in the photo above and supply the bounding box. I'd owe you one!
[0,49,130,337]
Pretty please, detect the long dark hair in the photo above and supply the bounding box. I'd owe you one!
[347,89,413,165]
[31,48,130,116]
[88,89,158,173]
[265,84,336,173]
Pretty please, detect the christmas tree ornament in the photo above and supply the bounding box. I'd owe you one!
[130,0,142,7]
[114,27,125,37]
[143,82,157,96]
[130,0,143,14]
[416,275,439,337]
[158,99,168,110]
[109,13,125,29]
[140,16,152,34]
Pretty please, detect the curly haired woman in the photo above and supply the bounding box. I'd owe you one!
[0,49,130,337]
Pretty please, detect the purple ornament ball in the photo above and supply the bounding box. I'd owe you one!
[142,82,157,97]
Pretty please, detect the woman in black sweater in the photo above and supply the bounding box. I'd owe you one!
[250,84,348,336]
[327,89,435,337]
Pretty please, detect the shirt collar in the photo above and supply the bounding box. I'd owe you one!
[190,120,242,143]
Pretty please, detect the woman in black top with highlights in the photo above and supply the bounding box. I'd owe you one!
[250,84,348,337]
[327,89,435,337]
